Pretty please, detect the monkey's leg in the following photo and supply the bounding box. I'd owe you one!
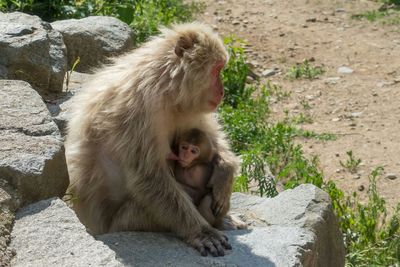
[130,172,231,257]
[109,198,165,232]
[197,193,247,231]
[198,195,247,230]
[198,195,216,226]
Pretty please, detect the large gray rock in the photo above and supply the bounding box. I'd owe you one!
[0,179,19,267]
[0,12,67,93]
[51,16,133,72]
[0,80,69,204]
[9,184,345,267]
[229,184,346,267]
[10,198,122,267]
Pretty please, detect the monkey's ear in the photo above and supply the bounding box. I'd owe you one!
[174,33,197,57]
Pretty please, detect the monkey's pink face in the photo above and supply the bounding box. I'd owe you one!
[207,60,225,112]
[178,141,200,167]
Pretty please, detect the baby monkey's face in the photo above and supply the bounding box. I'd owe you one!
[178,141,200,167]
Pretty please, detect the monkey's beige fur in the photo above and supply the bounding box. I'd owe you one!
[65,22,239,256]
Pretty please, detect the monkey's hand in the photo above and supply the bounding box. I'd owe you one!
[187,226,231,257]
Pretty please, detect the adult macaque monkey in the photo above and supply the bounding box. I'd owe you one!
[171,128,230,228]
[66,22,239,257]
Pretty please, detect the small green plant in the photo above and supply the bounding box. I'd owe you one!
[286,59,325,80]
[295,129,337,141]
[300,98,312,110]
[266,80,290,100]
[340,150,362,174]
[292,113,313,124]
[65,56,80,92]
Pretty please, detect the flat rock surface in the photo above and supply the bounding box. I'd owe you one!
[0,80,69,204]
[10,184,345,267]
[10,198,122,267]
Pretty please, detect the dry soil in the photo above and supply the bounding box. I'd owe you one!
[199,0,400,210]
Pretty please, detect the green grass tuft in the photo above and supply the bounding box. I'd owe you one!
[295,129,337,141]
[340,150,362,174]
[286,59,325,80]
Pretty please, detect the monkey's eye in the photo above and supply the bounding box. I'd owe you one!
[180,144,189,150]
[191,147,200,155]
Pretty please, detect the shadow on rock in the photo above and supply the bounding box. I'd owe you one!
[98,229,276,267]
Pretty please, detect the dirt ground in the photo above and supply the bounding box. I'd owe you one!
[198,0,400,210]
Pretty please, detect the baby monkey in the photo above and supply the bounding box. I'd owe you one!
[170,128,223,227]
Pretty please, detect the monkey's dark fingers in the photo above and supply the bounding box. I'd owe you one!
[203,239,220,257]
[192,239,208,257]
[210,237,225,256]
[223,234,229,242]
[212,231,231,250]
[220,234,232,250]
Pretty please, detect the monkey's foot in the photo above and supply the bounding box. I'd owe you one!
[187,227,231,257]
[219,214,248,230]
